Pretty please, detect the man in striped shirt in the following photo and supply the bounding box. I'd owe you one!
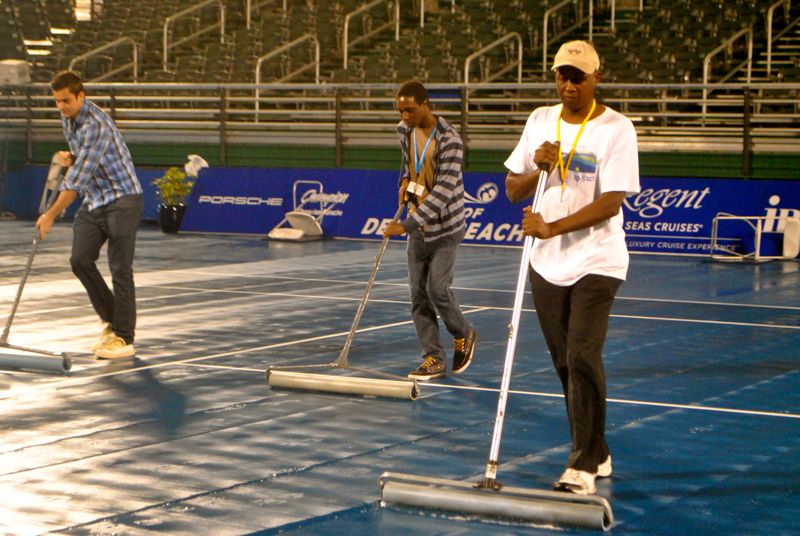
[36,70,144,360]
[383,80,477,380]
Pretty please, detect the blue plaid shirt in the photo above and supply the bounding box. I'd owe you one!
[61,98,142,210]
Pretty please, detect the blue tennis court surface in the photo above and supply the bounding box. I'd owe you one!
[0,221,798,535]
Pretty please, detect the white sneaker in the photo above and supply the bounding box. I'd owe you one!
[597,455,612,478]
[91,322,115,352]
[95,334,135,359]
[553,468,597,495]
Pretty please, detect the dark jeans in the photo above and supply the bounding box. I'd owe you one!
[529,268,622,473]
[407,228,471,361]
[71,194,143,344]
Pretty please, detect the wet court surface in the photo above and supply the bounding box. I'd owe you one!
[0,221,798,535]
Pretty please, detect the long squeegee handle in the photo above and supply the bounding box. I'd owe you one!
[1,164,66,344]
[335,203,406,367]
[481,167,549,484]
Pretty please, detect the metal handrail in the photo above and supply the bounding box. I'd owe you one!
[245,0,285,30]
[464,33,523,85]
[419,0,456,28]
[3,82,800,159]
[603,0,644,33]
[68,37,139,82]
[255,34,320,121]
[702,27,753,116]
[766,0,792,77]
[542,0,592,76]
[343,0,399,69]
[163,0,225,72]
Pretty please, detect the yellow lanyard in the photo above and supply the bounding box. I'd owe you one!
[556,99,596,193]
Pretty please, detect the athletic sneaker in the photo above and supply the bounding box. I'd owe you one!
[452,327,477,374]
[91,322,115,352]
[408,355,445,380]
[95,334,135,359]
[597,455,612,478]
[553,468,597,495]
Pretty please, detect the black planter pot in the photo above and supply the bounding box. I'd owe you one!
[158,204,186,234]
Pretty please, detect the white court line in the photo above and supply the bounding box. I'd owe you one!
[611,313,800,330]
[183,363,264,373]
[0,308,488,400]
[5,287,226,318]
[156,284,800,331]
[419,383,800,420]
[615,295,800,311]
[3,307,798,421]
[182,270,800,311]
[177,361,800,420]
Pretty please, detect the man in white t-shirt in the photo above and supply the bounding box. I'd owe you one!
[504,40,640,495]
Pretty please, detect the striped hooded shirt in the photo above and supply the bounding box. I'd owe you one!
[61,98,142,210]
[397,115,466,244]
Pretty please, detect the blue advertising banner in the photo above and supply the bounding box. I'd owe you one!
[4,165,165,221]
[178,167,524,243]
[179,168,396,236]
[180,168,799,257]
[7,165,797,258]
[622,177,799,256]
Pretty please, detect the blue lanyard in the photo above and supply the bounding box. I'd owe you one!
[413,127,436,175]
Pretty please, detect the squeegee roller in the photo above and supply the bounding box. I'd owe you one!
[267,370,419,400]
[0,350,71,374]
[379,471,613,531]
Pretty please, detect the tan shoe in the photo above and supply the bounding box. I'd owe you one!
[91,322,115,352]
[95,334,135,359]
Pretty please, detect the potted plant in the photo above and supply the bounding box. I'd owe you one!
[152,154,207,233]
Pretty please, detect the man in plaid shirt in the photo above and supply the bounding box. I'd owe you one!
[36,70,143,359]
[383,80,477,380]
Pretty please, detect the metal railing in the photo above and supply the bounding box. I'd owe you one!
[2,82,799,166]
[343,0,400,69]
[255,34,320,121]
[604,0,645,33]
[464,33,523,85]
[418,0,456,28]
[245,0,286,30]
[163,0,225,72]
[766,0,793,77]
[702,27,753,115]
[68,37,139,82]
[542,0,592,75]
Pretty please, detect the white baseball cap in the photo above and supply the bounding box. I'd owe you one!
[552,40,600,74]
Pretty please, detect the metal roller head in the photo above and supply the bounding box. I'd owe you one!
[378,472,613,531]
[267,370,419,400]
[0,350,72,375]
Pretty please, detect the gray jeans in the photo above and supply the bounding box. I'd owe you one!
[71,194,143,344]
[407,228,471,361]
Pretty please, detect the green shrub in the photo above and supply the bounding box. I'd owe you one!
[152,166,195,205]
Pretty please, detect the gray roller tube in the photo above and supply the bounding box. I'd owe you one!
[379,472,613,531]
[267,370,419,400]
[0,349,71,375]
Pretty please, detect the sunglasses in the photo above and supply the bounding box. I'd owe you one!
[556,68,591,85]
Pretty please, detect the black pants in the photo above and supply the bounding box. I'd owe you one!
[71,194,143,345]
[529,269,622,473]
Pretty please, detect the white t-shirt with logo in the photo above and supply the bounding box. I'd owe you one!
[504,104,640,286]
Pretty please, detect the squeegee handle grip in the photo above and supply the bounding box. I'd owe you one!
[38,165,67,215]
[484,168,549,479]
[336,204,405,365]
